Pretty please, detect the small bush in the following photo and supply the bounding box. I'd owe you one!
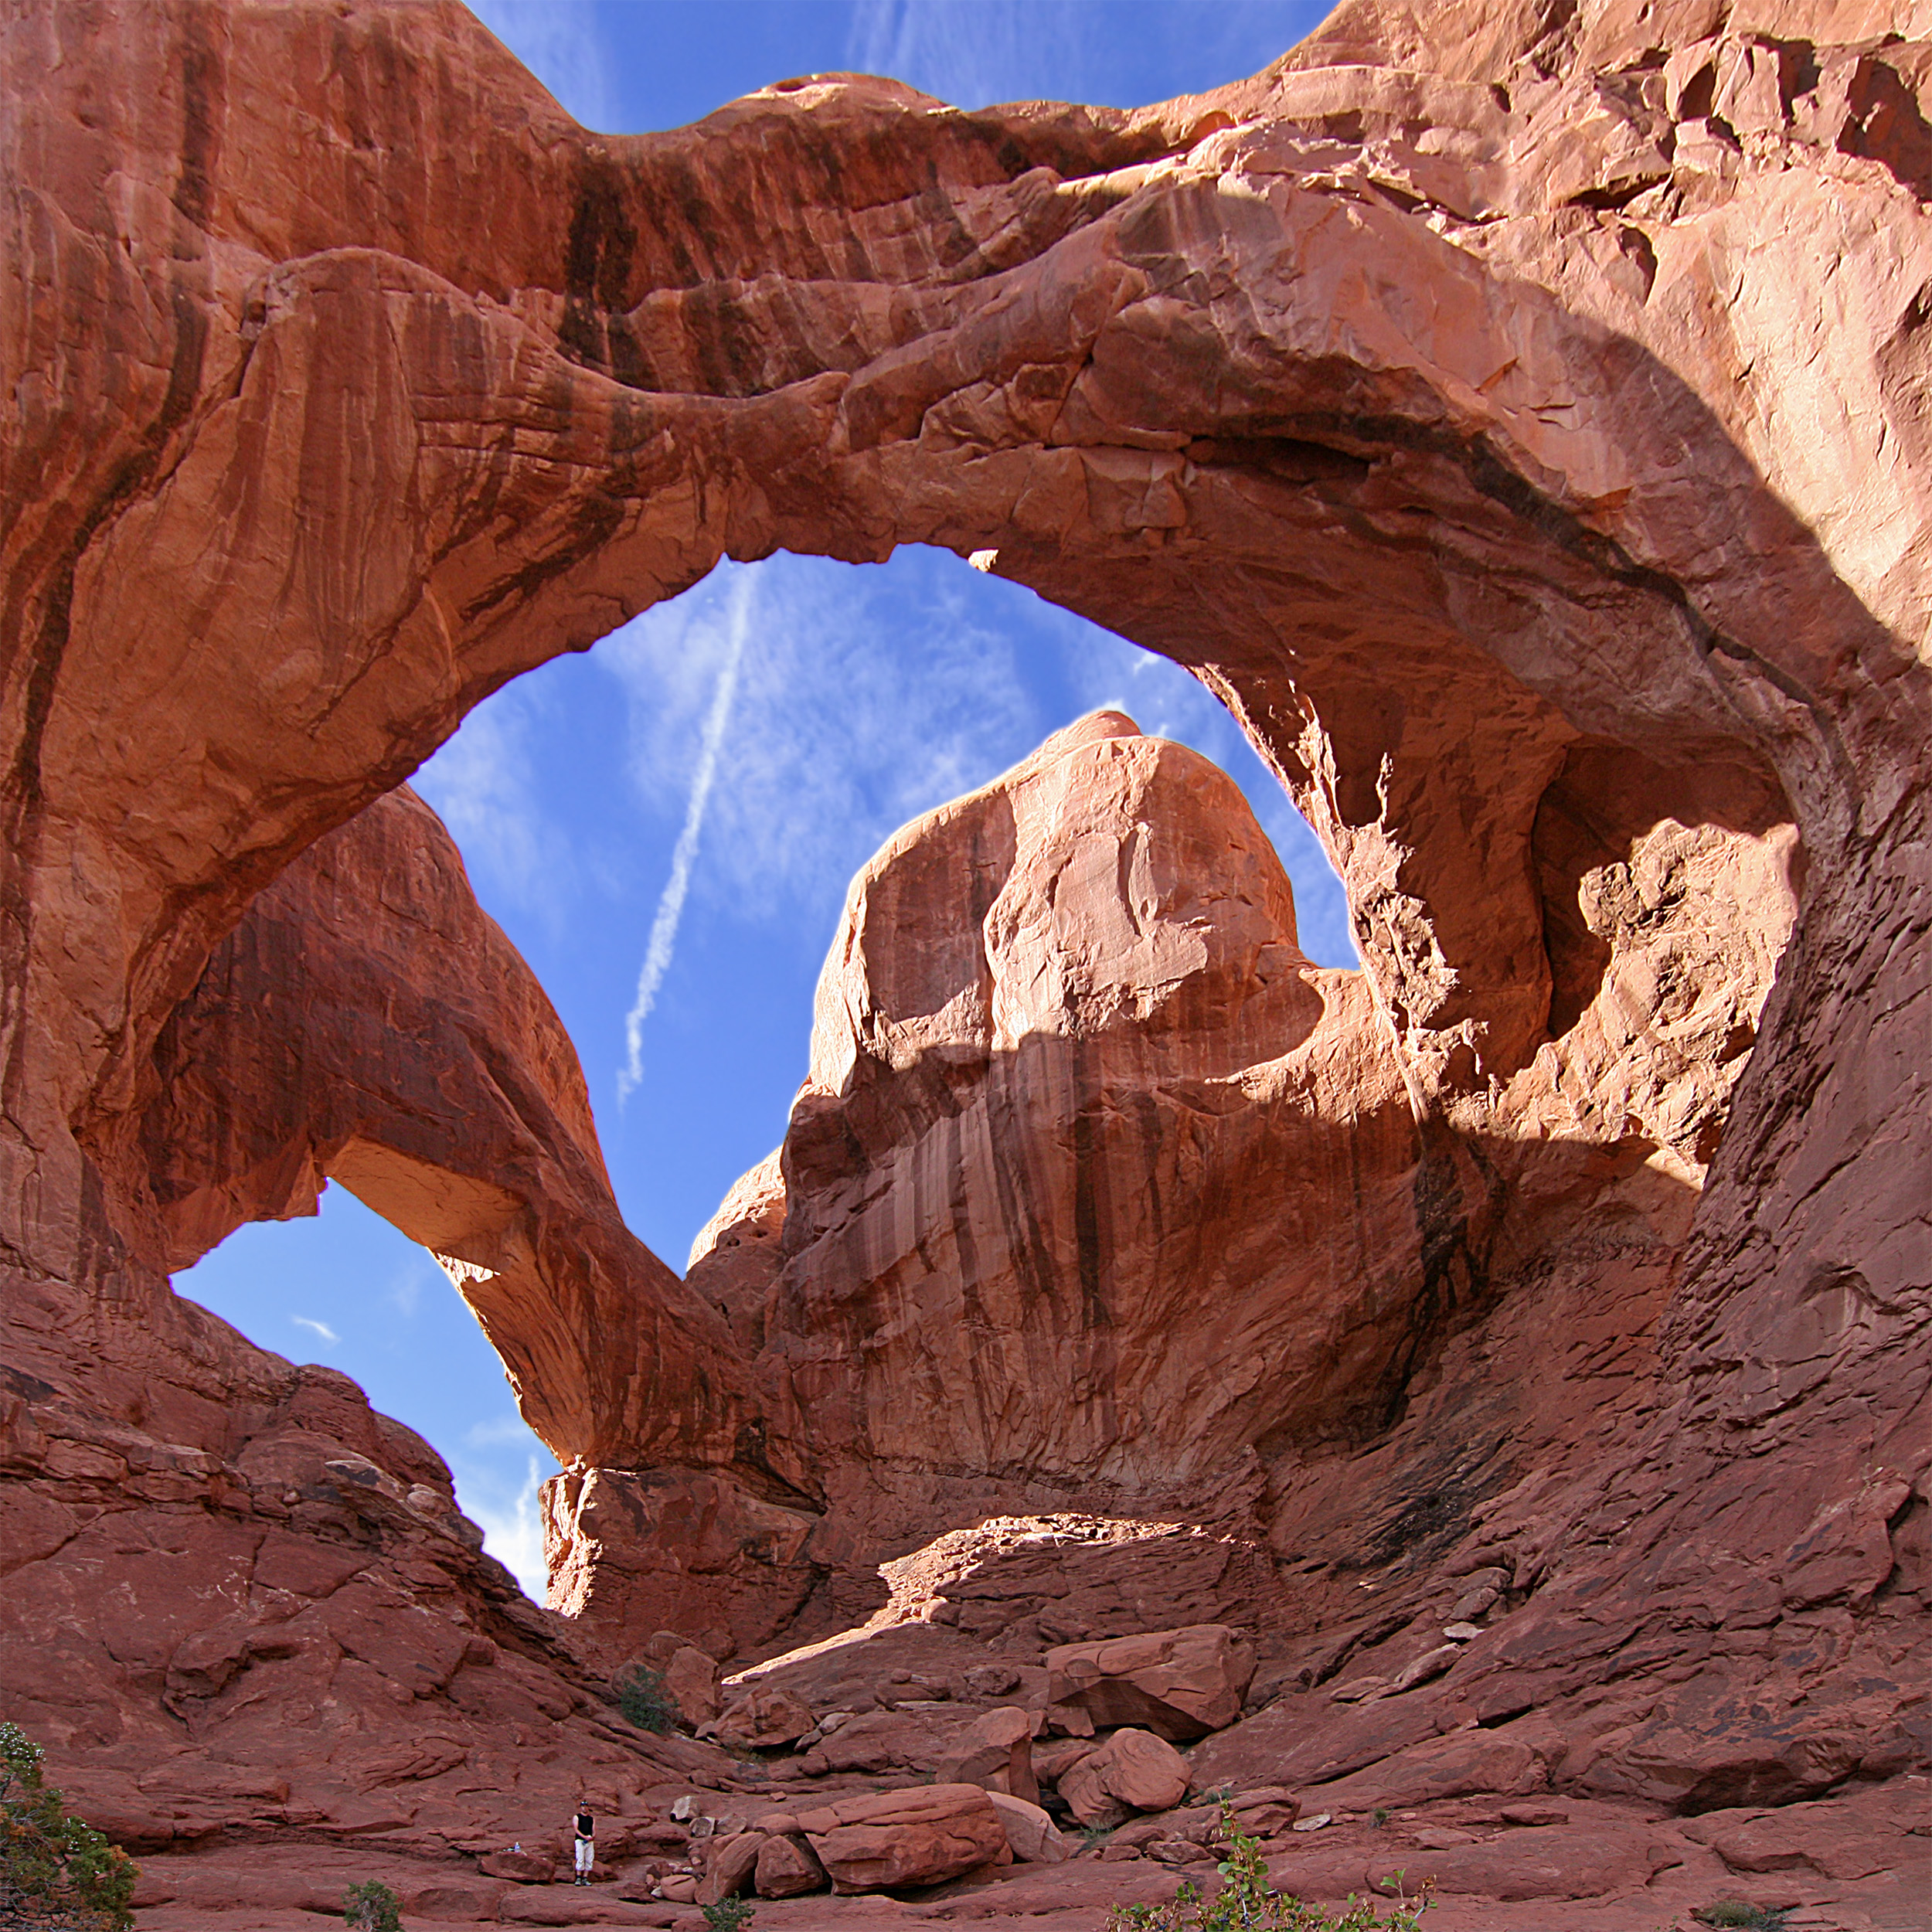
[613,1663,679,1734]
[0,1719,139,1931]
[1696,1905,1788,1931]
[702,1898,755,1932]
[343,1876,403,1930]
[1106,1801,1432,1932]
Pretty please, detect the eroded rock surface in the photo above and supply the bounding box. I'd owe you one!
[1,0,1927,1924]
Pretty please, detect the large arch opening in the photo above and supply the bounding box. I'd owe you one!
[62,4,1859,1663]
[165,540,1363,1606]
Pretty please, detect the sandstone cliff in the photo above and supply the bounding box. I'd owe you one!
[1,0,1927,1923]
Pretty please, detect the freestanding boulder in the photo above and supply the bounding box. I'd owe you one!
[1060,1729,1192,1825]
[696,1832,764,1906]
[662,1645,723,1728]
[939,1705,1039,1805]
[712,1686,815,1750]
[753,1833,828,1898]
[1046,1626,1256,1740]
[986,1791,1071,1864]
[792,1784,1009,1893]
[1230,1787,1301,1838]
[479,1844,559,1883]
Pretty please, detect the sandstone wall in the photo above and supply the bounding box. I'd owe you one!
[0,0,1926,1875]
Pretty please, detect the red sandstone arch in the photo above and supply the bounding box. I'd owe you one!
[2,0,1927,1825]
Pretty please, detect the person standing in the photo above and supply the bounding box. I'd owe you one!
[573,1803,594,1886]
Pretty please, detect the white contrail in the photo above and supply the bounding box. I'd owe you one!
[617,573,752,1104]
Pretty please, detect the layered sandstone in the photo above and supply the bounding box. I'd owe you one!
[0,0,1927,1925]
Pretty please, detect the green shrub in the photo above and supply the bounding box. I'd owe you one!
[1106,1801,1432,1932]
[0,1719,139,1932]
[613,1663,679,1733]
[1696,1905,1788,1931]
[343,1876,404,1930]
[702,1898,755,1932]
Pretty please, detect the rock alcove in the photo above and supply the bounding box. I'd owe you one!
[2,0,1926,1923]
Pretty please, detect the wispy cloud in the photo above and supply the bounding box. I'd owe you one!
[413,682,580,940]
[846,0,1089,107]
[464,1413,548,1450]
[291,1315,338,1345]
[387,1260,427,1321]
[451,1451,554,1602]
[617,569,753,1104]
[846,1,1327,111]
[599,552,1040,965]
[464,0,616,130]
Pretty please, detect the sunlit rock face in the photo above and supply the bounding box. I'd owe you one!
[755,710,1416,1501]
[0,0,1926,1892]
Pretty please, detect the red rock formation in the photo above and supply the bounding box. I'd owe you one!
[0,787,762,1884]
[128,784,745,1468]
[642,706,1793,1638]
[0,0,1927,1923]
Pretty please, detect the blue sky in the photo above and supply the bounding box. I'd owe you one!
[175,0,1338,1597]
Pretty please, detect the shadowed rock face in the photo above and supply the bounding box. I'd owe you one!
[0,0,1927,1903]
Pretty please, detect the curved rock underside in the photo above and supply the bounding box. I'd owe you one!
[2,0,1928,1923]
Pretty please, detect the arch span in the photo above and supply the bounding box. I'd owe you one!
[1,0,1927,1830]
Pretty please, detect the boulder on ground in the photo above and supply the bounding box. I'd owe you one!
[662,1645,722,1727]
[1059,1763,1129,1831]
[696,1832,763,1906]
[792,1783,1009,1893]
[753,1833,827,1898]
[1060,1728,1191,1824]
[939,1704,1039,1804]
[1046,1626,1255,1740]
[964,1664,1021,1698]
[1149,1836,1217,1864]
[986,1791,1070,1863]
[712,1686,815,1750]
[480,1845,560,1883]
[1036,1739,1098,1784]
[1230,1787,1300,1837]
[1389,1643,1460,1693]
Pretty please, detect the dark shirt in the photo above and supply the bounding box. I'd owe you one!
[575,1814,594,1839]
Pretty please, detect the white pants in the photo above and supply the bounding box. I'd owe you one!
[575,1838,594,1876]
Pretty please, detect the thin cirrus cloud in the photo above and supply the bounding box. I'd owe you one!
[413,687,581,943]
[449,1452,553,1600]
[290,1315,339,1346]
[464,0,615,128]
[454,1413,560,1600]
[845,0,1090,107]
[617,570,753,1104]
[844,0,1325,110]
[600,553,1039,919]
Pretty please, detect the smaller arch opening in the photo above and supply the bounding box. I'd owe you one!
[172,1183,560,1600]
